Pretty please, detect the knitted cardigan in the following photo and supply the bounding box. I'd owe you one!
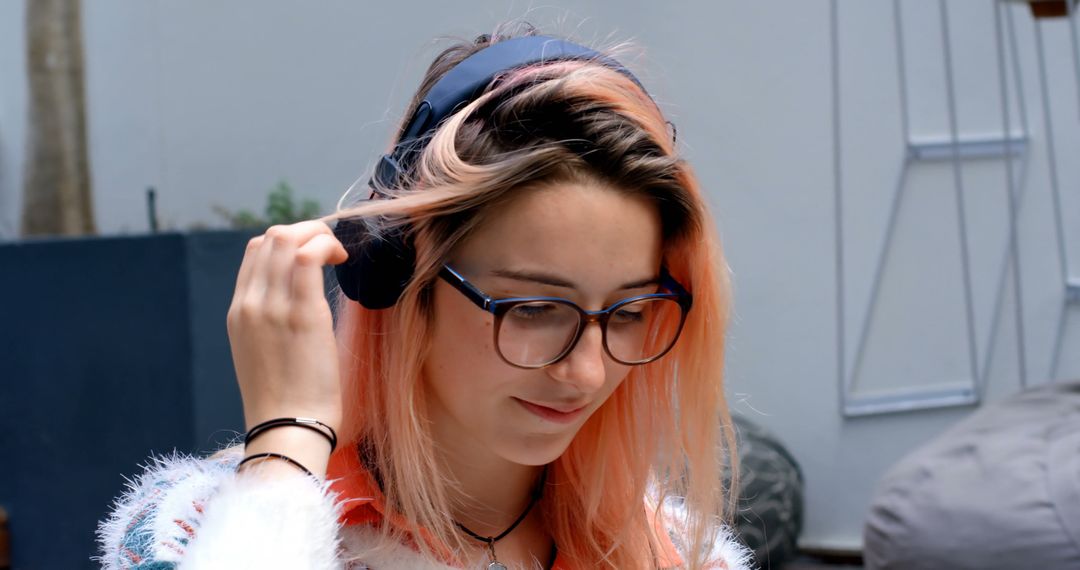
[95,446,755,569]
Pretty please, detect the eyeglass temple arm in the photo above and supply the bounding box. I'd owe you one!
[660,267,693,310]
[438,265,495,312]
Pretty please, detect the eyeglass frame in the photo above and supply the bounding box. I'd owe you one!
[438,264,694,369]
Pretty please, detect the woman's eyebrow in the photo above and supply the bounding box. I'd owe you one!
[619,275,661,290]
[489,268,659,291]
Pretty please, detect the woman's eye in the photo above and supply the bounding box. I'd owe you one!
[612,308,645,323]
[509,303,559,319]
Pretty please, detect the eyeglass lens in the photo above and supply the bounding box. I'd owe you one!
[496,297,684,367]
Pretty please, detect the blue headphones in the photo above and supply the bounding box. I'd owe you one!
[333,35,653,309]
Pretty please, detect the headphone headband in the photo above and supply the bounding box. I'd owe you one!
[371,35,648,191]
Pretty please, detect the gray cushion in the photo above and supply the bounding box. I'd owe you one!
[729,413,804,569]
[864,381,1080,569]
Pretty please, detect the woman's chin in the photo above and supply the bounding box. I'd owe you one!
[495,432,576,466]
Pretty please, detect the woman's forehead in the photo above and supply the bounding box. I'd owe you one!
[453,179,663,291]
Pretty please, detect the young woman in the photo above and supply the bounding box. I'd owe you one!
[98,28,753,570]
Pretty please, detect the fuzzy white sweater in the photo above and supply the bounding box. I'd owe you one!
[96,447,755,569]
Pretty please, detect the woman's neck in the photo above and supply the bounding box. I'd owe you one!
[438,434,545,535]
[423,401,556,568]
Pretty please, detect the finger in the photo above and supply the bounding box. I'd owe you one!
[233,235,265,299]
[246,227,280,302]
[292,233,349,301]
[283,219,337,240]
[294,231,348,266]
[262,222,337,306]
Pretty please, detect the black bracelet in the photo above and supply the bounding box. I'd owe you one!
[245,417,338,452]
[237,452,314,477]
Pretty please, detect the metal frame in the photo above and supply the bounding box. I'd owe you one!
[1031,7,1080,377]
[834,1,1045,417]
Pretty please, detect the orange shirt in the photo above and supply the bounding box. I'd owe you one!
[328,447,683,569]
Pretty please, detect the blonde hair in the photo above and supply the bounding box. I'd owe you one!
[323,28,737,569]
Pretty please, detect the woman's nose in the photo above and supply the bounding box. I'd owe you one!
[546,322,607,394]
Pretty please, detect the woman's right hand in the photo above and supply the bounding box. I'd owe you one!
[226,220,349,477]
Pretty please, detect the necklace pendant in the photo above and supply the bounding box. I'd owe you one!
[487,563,508,570]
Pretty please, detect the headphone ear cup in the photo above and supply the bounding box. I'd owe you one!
[333,218,416,309]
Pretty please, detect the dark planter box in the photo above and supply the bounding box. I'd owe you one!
[0,230,259,569]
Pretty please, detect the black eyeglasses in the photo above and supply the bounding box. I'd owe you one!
[439,264,693,369]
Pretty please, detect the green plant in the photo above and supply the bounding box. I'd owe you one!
[213,180,321,229]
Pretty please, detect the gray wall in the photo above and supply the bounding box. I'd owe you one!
[2,0,1078,551]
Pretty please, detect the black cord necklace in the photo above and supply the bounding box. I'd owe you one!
[453,467,548,570]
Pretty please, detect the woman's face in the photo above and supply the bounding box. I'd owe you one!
[423,178,663,466]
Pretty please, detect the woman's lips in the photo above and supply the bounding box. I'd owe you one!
[514,398,587,424]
